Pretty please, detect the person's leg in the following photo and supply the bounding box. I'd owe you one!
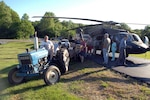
[122,49,127,65]
[117,48,123,65]
[80,55,84,63]
[79,51,85,63]
[103,48,107,64]
[111,51,115,61]
[105,51,109,64]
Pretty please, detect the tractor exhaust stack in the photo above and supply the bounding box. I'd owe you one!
[34,31,39,50]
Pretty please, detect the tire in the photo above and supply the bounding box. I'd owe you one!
[44,65,61,85]
[8,67,24,85]
[56,48,70,74]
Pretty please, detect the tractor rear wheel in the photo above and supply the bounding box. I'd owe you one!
[8,67,24,85]
[44,65,61,85]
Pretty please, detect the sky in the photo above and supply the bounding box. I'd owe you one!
[1,0,150,29]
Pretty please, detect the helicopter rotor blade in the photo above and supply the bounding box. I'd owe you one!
[123,23,150,26]
[33,16,104,23]
[33,16,150,26]
[66,24,103,31]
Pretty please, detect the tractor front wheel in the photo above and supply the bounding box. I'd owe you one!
[8,67,24,85]
[44,65,61,85]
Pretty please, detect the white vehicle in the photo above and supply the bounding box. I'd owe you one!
[60,39,70,48]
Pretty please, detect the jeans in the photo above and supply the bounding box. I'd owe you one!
[111,50,116,61]
[117,47,126,65]
[103,48,109,64]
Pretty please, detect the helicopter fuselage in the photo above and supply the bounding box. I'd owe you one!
[81,28,149,55]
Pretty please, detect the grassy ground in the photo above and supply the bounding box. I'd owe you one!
[0,41,150,100]
[130,51,150,59]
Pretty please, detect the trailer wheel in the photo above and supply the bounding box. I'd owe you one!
[8,67,24,85]
[44,65,61,85]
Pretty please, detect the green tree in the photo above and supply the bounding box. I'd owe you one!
[21,13,29,21]
[54,22,63,37]
[32,21,40,32]
[17,14,35,39]
[18,20,34,39]
[9,20,35,39]
[38,12,59,38]
[9,14,34,39]
[141,25,150,40]
[120,23,131,32]
[61,20,78,37]
[9,22,20,38]
[132,29,143,37]
[0,1,20,38]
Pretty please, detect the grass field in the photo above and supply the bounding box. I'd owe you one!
[0,41,150,100]
[130,52,150,59]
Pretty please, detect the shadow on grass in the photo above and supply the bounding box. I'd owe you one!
[60,55,150,85]
[2,58,16,60]
[61,67,136,85]
[68,57,104,74]
[0,64,17,92]
[61,68,107,82]
[0,64,45,92]
[60,58,133,84]
[0,77,10,91]
[0,64,17,75]
[0,83,45,97]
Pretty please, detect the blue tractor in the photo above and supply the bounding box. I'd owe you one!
[8,38,70,85]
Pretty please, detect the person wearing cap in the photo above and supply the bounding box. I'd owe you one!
[40,35,54,61]
[102,33,111,66]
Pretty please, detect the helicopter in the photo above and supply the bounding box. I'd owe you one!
[33,16,150,57]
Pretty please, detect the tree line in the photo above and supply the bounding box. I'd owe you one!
[0,1,150,40]
[0,1,81,39]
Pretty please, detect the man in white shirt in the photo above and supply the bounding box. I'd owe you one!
[102,33,111,65]
[40,35,54,61]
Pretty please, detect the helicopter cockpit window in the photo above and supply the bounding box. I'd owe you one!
[115,32,133,43]
[132,34,142,42]
[127,34,134,42]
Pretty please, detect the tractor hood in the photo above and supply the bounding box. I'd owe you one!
[18,48,48,65]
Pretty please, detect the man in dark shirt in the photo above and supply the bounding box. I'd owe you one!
[117,35,128,66]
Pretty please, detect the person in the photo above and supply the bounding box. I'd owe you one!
[111,39,117,61]
[87,37,93,56]
[40,35,54,61]
[56,43,70,72]
[102,33,111,65]
[79,38,86,63]
[117,35,128,66]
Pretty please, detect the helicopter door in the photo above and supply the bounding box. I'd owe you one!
[144,36,149,47]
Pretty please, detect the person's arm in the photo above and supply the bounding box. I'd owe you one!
[50,41,54,53]
[52,43,54,52]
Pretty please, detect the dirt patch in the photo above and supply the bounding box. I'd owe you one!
[61,60,150,100]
